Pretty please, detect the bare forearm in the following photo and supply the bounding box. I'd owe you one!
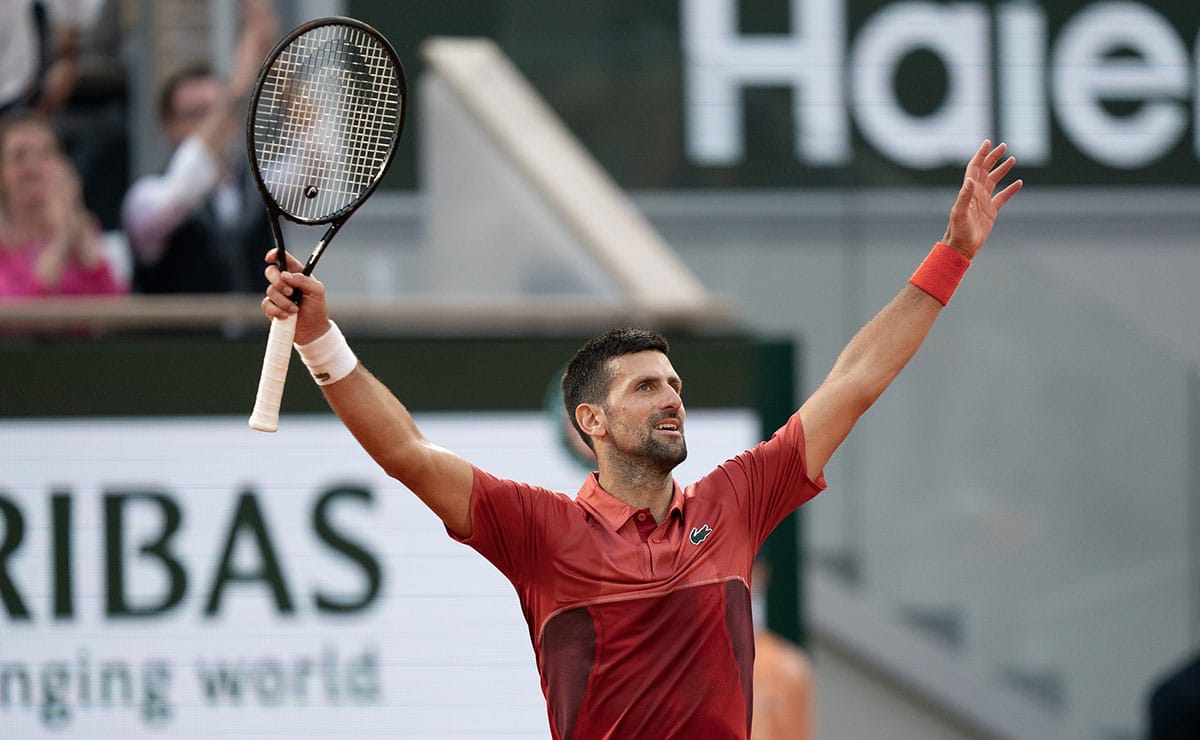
[799,283,944,476]
[826,284,943,406]
[318,364,474,535]
[798,140,1020,480]
[194,90,242,163]
[321,365,427,476]
[263,257,473,535]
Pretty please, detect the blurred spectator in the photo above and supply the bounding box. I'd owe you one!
[0,0,87,116]
[0,110,124,299]
[54,0,132,230]
[1148,651,1200,739]
[752,557,816,740]
[0,2,42,114]
[1,1,131,229]
[122,0,278,294]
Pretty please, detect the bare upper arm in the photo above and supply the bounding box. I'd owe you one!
[797,285,943,481]
[397,441,476,539]
[322,367,477,539]
[797,373,873,483]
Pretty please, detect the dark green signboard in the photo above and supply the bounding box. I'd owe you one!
[350,0,1200,189]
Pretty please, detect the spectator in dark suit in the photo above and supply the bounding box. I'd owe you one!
[121,0,278,294]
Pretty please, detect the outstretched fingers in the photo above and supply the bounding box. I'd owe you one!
[992,178,1024,212]
[982,141,1007,170]
[980,142,1022,211]
[964,139,991,181]
[987,155,1017,189]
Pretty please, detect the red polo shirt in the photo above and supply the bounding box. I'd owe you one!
[451,411,825,739]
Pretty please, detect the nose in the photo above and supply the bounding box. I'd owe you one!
[661,386,683,411]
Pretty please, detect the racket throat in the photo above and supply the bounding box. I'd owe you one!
[303,222,343,276]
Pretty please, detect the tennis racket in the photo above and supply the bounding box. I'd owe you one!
[247,17,406,432]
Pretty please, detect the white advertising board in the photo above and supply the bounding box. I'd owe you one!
[0,410,757,738]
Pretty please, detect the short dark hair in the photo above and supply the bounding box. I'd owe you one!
[157,63,215,122]
[561,328,670,450]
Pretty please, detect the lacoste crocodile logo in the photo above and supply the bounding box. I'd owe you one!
[689,524,713,546]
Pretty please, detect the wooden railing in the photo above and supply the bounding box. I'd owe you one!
[0,294,737,337]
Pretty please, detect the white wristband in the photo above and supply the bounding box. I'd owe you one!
[295,321,358,386]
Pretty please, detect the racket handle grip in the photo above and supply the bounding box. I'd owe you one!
[248,313,298,432]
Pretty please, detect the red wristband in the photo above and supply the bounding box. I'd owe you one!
[909,242,970,305]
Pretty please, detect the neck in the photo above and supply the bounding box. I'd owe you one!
[597,454,675,524]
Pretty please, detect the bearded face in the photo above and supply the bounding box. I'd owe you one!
[598,351,688,473]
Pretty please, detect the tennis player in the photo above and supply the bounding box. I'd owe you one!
[260,139,1021,739]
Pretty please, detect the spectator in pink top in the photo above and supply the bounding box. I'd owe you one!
[0,109,123,299]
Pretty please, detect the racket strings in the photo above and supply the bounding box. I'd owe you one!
[252,23,402,222]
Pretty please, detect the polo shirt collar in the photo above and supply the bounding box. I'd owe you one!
[576,472,686,529]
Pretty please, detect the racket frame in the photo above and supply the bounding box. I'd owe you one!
[246,15,407,277]
[246,16,406,432]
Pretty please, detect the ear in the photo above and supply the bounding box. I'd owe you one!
[575,403,606,443]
